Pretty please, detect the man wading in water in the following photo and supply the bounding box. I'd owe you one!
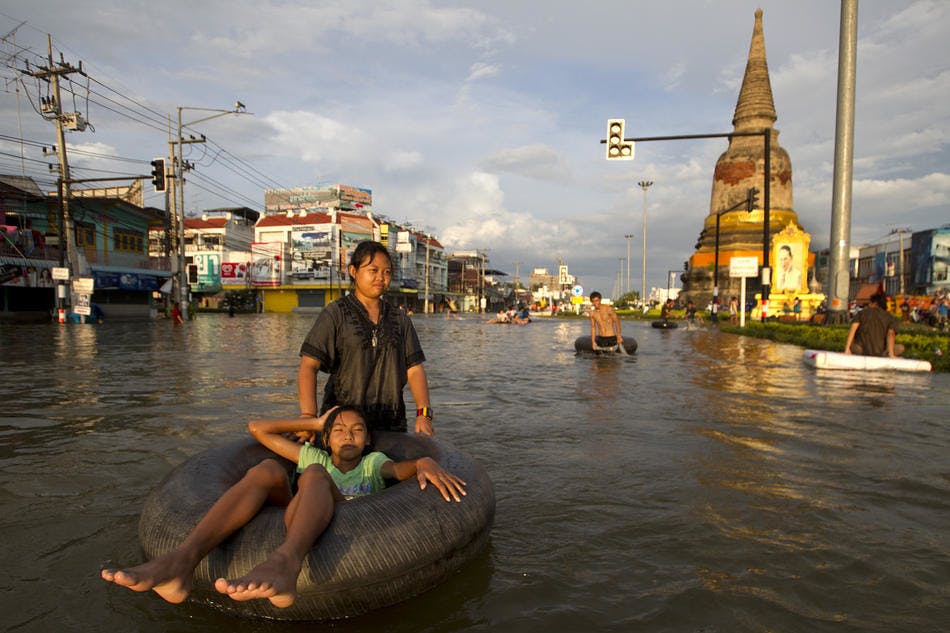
[588,291,623,352]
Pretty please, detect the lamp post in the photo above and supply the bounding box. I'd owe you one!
[637,181,652,307]
[175,102,250,322]
[423,234,430,314]
[624,233,633,296]
[618,257,625,301]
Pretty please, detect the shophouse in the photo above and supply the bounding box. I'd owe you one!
[1,176,55,320]
[813,225,949,304]
[253,185,448,313]
[447,251,512,313]
[1,175,170,321]
[179,207,259,307]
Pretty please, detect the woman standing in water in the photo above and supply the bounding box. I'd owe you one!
[298,240,435,436]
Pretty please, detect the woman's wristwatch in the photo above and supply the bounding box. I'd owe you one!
[416,407,433,420]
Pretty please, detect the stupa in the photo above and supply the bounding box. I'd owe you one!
[680,9,821,317]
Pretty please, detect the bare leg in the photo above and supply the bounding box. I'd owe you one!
[101,459,291,604]
[214,464,341,608]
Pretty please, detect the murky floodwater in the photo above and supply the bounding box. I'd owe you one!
[1,313,948,632]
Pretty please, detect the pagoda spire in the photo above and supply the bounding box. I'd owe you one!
[732,8,776,132]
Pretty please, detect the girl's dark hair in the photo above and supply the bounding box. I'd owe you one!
[348,240,392,271]
[321,405,370,451]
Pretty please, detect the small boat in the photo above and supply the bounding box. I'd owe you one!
[574,335,638,355]
[138,433,495,621]
[802,349,932,372]
[651,320,678,329]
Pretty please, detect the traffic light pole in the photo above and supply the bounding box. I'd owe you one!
[713,188,758,300]
[602,128,772,319]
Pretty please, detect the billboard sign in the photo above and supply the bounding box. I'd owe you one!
[291,229,334,279]
[250,242,283,287]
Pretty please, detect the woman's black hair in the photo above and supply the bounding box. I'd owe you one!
[348,240,392,272]
[321,405,371,453]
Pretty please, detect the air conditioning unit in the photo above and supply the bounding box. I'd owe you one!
[62,112,87,131]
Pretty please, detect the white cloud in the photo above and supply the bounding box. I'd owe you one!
[480,144,571,182]
[467,62,501,82]
[661,62,686,92]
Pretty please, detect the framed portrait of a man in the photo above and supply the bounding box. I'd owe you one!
[774,242,803,291]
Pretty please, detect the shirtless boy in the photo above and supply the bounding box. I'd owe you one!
[589,291,623,351]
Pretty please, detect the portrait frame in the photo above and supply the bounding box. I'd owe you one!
[771,224,811,293]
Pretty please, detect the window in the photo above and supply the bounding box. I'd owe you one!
[113,228,144,253]
[76,222,96,247]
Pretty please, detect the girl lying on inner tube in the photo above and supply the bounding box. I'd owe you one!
[100,406,466,609]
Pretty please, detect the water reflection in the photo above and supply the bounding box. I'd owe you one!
[1,316,947,633]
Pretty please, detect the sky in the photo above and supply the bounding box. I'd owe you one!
[1,0,948,297]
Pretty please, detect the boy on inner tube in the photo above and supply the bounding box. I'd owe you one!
[100,406,466,609]
[589,291,623,351]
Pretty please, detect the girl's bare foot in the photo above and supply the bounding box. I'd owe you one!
[213,550,301,608]
[100,551,197,604]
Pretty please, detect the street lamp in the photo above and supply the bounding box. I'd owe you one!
[618,257,625,301]
[624,233,633,296]
[638,181,653,307]
[174,103,251,321]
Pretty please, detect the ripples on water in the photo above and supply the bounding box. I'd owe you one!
[1,314,948,632]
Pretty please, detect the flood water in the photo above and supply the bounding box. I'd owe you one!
[1,313,948,632]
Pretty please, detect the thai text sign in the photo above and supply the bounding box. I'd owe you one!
[730,257,759,278]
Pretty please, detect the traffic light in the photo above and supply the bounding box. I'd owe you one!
[606,119,634,160]
[746,187,759,212]
[150,158,166,192]
[188,264,198,284]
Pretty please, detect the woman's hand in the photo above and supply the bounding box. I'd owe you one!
[414,457,466,502]
[414,414,435,437]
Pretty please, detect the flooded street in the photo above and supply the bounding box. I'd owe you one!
[2,313,948,632]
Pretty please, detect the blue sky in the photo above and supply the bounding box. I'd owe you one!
[1,1,947,296]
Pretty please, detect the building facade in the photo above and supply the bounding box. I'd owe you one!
[1,175,171,322]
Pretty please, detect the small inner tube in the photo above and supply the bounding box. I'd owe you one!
[651,320,678,329]
[138,433,495,621]
[573,335,637,354]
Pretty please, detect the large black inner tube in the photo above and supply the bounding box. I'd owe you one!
[138,433,495,621]
[573,335,638,354]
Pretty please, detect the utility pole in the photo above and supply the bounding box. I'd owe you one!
[480,250,487,313]
[888,227,911,296]
[618,257,625,300]
[825,0,858,324]
[424,234,430,314]
[513,261,522,302]
[21,36,86,321]
[174,103,249,322]
[624,233,633,296]
[166,131,177,272]
[638,181,653,306]
[176,108,204,322]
